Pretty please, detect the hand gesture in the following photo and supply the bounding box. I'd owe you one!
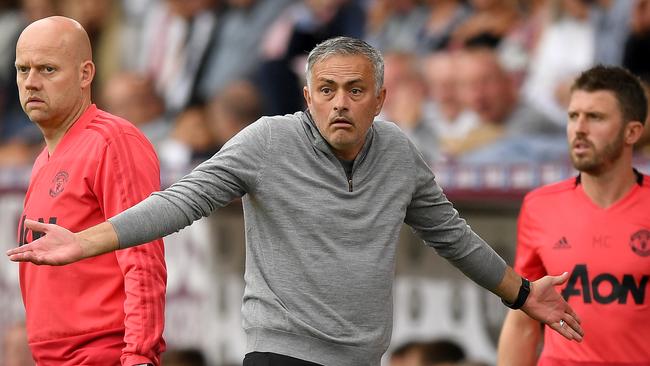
[523,272,583,341]
[6,219,84,265]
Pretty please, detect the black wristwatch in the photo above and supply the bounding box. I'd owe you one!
[502,277,530,309]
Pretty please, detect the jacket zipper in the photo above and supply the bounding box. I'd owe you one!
[338,159,354,192]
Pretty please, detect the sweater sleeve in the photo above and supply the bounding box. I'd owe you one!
[109,117,270,248]
[403,142,507,290]
[93,130,166,366]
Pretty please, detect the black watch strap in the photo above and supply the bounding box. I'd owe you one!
[502,277,530,309]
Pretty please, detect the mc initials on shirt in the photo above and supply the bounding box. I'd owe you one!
[18,215,57,246]
[561,264,649,305]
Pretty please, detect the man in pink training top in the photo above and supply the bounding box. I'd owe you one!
[13,16,166,365]
[498,65,650,365]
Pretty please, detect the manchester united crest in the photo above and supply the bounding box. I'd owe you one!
[49,171,69,197]
[630,229,650,257]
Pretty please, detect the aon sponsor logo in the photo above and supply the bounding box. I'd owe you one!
[561,264,649,305]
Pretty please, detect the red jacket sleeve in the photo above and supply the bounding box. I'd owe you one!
[93,130,166,366]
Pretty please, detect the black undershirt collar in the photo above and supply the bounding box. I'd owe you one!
[574,168,644,186]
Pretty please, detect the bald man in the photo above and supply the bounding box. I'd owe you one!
[14,17,166,365]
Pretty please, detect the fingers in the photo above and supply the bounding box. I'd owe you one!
[24,219,50,232]
[548,307,583,342]
[551,271,569,286]
[562,304,583,338]
[7,249,38,264]
[550,316,583,342]
[565,305,581,325]
[561,314,584,340]
[6,243,33,257]
[550,321,580,342]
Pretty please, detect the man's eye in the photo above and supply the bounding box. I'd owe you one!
[351,88,362,95]
[17,66,28,73]
[44,66,55,73]
[321,87,332,95]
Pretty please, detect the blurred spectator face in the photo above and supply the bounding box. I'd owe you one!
[391,0,418,12]
[304,54,386,160]
[470,0,499,10]
[207,80,262,146]
[2,323,35,366]
[15,20,92,128]
[390,350,423,366]
[166,0,216,19]
[382,52,426,126]
[642,0,650,25]
[163,348,207,366]
[390,342,425,366]
[561,0,590,20]
[383,54,421,106]
[423,52,462,120]
[20,0,56,22]
[457,49,516,124]
[171,107,214,152]
[227,0,255,8]
[633,0,650,32]
[567,90,626,174]
[426,0,463,6]
[305,0,344,22]
[383,53,411,93]
[101,73,164,126]
[59,0,112,31]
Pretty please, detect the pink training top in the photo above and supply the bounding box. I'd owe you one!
[516,175,650,366]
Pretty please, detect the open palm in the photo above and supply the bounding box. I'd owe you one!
[6,219,84,265]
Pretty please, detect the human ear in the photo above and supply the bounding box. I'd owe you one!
[625,121,644,145]
[303,86,312,108]
[374,87,386,116]
[80,60,95,88]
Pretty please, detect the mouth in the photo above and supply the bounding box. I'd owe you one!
[330,117,353,128]
[572,140,592,155]
[25,97,44,106]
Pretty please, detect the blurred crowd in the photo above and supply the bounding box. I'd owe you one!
[388,338,488,366]
[0,0,649,169]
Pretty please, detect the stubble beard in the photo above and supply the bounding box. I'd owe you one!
[570,130,625,175]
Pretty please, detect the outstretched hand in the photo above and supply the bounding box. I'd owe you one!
[6,219,84,265]
[523,272,583,342]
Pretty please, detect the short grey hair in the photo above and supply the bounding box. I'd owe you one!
[306,36,384,95]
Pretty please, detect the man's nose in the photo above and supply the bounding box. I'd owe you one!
[574,116,589,133]
[23,70,41,90]
[333,91,350,111]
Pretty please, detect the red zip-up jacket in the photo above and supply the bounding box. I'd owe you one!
[18,105,166,365]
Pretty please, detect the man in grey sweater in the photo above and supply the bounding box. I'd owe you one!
[8,37,583,366]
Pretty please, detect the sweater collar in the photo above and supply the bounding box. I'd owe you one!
[301,109,375,164]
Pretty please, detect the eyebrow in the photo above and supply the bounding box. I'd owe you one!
[567,110,606,117]
[318,78,365,86]
[14,61,54,67]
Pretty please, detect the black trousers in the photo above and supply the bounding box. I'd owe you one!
[243,352,323,366]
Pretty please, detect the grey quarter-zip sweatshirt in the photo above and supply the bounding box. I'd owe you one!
[109,111,507,365]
